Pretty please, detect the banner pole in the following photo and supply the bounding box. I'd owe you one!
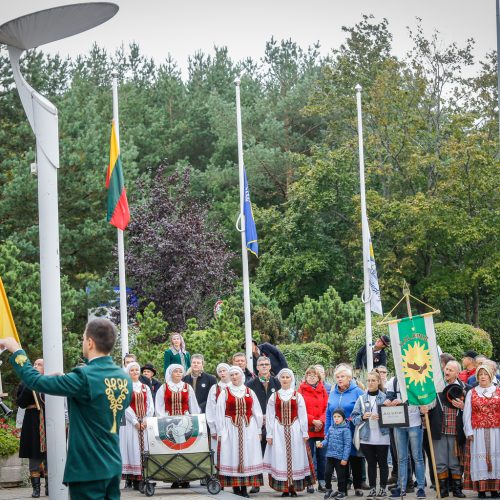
[424,412,441,499]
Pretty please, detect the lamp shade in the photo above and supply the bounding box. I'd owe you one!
[0,2,118,49]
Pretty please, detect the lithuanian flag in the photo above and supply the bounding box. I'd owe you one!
[106,121,130,230]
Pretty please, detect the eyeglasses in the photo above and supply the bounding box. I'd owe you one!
[257,363,270,367]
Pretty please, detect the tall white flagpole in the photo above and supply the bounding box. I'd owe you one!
[112,75,129,360]
[234,75,254,374]
[355,84,374,373]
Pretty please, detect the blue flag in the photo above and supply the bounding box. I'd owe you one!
[243,168,258,256]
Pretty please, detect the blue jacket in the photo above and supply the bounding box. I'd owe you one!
[325,380,364,456]
[321,421,352,461]
[351,390,390,442]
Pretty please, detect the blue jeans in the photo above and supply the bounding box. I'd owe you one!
[394,426,425,491]
[308,438,326,481]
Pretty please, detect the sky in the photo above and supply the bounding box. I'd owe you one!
[0,0,497,78]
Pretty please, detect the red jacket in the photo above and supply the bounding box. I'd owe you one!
[459,367,475,383]
[298,381,328,438]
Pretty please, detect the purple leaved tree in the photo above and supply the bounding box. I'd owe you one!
[126,165,236,331]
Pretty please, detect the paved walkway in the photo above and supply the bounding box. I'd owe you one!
[0,482,477,500]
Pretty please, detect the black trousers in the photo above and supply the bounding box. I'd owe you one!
[325,457,349,492]
[349,455,364,489]
[360,443,389,488]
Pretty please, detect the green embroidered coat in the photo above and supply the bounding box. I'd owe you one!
[10,350,131,484]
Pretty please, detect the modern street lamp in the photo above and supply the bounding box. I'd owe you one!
[0,4,118,499]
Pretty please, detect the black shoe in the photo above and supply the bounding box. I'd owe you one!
[319,484,327,493]
[233,486,241,495]
[124,479,133,489]
[241,487,250,498]
[171,482,180,489]
[478,493,486,499]
[355,490,364,497]
[181,482,190,488]
[307,486,315,493]
[282,493,290,497]
[132,480,140,491]
[291,492,298,498]
[31,477,41,498]
[439,479,449,498]
[451,479,465,498]
[250,486,260,493]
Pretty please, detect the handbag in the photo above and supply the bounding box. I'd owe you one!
[352,396,366,450]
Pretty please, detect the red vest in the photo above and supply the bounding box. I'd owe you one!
[471,387,500,429]
[275,391,298,426]
[164,383,190,416]
[130,384,148,418]
[225,387,253,426]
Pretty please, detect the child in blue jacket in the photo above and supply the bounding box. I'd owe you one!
[318,408,351,499]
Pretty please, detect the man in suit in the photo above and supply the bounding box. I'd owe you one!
[183,354,216,413]
[246,355,281,493]
[0,318,132,500]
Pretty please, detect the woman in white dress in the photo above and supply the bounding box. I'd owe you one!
[216,365,264,497]
[206,362,231,459]
[463,363,500,498]
[120,362,155,490]
[155,363,200,417]
[264,368,315,497]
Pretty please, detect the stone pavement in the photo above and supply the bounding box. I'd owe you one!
[0,482,478,500]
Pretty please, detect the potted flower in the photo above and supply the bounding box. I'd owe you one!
[0,417,26,487]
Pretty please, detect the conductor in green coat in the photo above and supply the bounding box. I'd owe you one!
[0,318,132,500]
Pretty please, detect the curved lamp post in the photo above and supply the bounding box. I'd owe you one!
[0,4,118,498]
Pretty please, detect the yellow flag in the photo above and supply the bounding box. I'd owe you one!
[0,277,20,343]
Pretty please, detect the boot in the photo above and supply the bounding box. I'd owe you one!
[439,479,449,498]
[438,472,449,498]
[31,476,41,498]
[451,477,465,498]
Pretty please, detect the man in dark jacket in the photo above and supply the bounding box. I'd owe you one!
[139,363,162,400]
[246,356,281,493]
[183,354,216,413]
[244,339,288,376]
[355,335,390,370]
[428,360,469,498]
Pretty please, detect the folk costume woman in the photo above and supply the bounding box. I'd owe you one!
[17,358,47,498]
[264,368,315,497]
[163,333,191,373]
[463,364,500,498]
[120,362,154,490]
[155,364,200,417]
[206,362,231,458]
[216,365,264,497]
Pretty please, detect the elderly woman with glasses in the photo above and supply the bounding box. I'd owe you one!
[216,366,264,497]
[325,364,364,496]
[299,365,329,493]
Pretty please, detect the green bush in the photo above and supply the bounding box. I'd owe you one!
[0,418,20,457]
[278,342,334,380]
[347,320,493,373]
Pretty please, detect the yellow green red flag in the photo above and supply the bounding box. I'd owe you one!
[106,120,130,230]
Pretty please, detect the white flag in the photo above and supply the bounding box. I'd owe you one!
[366,225,383,315]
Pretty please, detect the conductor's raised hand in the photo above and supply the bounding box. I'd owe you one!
[0,337,21,353]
